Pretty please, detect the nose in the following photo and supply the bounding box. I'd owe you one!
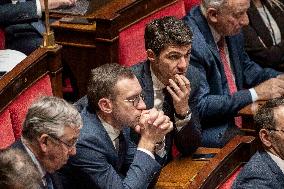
[136,97,146,110]
[240,13,249,26]
[178,56,188,71]
[68,146,76,156]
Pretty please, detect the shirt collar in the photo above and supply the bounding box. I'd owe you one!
[267,151,284,174]
[21,137,46,179]
[150,65,166,91]
[98,115,120,142]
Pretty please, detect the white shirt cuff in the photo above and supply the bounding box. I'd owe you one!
[175,113,192,131]
[137,148,155,159]
[36,0,42,17]
[249,88,259,102]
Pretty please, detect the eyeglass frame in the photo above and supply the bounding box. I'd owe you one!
[48,134,78,149]
[123,93,145,107]
[267,128,284,134]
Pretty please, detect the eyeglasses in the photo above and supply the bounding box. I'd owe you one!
[48,134,78,149]
[268,129,284,134]
[124,93,145,107]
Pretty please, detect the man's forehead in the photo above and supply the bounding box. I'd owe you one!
[225,0,250,12]
[163,45,191,53]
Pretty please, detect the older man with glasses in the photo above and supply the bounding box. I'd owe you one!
[7,96,82,189]
[59,63,173,189]
[233,98,284,188]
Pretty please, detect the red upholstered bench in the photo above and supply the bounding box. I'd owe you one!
[0,47,62,149]
[218,166,243,189]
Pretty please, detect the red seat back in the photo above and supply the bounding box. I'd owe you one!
[119,0,186,67]
[218,166,243,189]
[183,0,200,13]
[0,28,5,49]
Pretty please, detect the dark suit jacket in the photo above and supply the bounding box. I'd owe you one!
[0,0,43,54]
[131,60,201,158]
[59,105,161,189]
[9,140,63,189]
[233,151,284,189]
[243,1,284,70]
[183,6,281,147]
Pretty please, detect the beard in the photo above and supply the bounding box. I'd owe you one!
[111,105,140,130]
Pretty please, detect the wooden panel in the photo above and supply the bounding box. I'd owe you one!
[156,135,256,189]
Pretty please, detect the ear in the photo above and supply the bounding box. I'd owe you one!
[38,134,49,153]
[207,7,218,23]
[259,129,273,148]
[146,49,156,63]
[98,98,113,114]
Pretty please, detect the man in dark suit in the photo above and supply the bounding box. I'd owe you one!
[183,0,284,147]
[233,98,284,188]
[7,96,83,189]
[0,0,76,55]
[59,63,173,189]
[131,16,201,158]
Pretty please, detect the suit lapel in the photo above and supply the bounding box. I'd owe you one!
[262,151,284,185]
[138,60,155,109]
[248,2,273,47]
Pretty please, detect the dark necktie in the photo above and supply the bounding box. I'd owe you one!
[217,38,242,128]
[44,173,54,189]
[116,132,126,171]
[162,88,180,158]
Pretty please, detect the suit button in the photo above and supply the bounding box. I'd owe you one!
[218,133,222,138]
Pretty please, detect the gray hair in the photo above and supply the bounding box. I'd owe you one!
[22,96,82,140]
[200,0,228,15]
[0,148,41,189]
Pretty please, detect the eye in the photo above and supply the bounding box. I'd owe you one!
[168,55,180,60]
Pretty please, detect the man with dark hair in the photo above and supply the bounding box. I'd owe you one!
[184,0,284,147]
[131,16,201,158]
[8,96,82,189]
[60,63,173,189]
[0,148,41,189]
[233,98,284,188]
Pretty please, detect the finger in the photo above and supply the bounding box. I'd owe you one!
[175,75,187,91]
[180,75,191,90]
[166,86,179,101]
[152,113,167,127]
[147,108,159,124]
[277,74,284,80]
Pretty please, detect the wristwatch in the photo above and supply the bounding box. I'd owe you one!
[175,109,191,120]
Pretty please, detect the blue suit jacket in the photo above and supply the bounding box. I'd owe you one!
[131,60,201,157]
[183,6,281,147]
[59,105,161,189]
[233,151,284,189]
[9,140,63,189]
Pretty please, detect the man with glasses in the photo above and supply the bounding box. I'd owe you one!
[8,96,82,189]
[131,16,201,158]
[233,98,284,188]
[59,63,173,189]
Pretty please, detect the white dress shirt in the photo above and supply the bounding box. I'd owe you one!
[267,151,284,174]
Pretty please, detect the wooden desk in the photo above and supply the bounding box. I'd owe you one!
[156,135,256,189]
[50,0,177,98]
